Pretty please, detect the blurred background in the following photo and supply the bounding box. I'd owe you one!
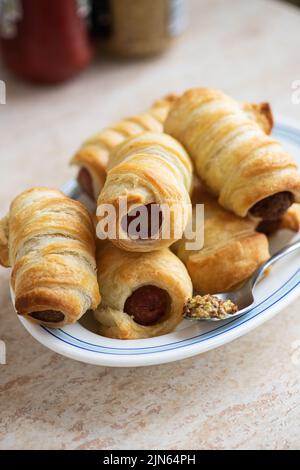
[1,0,299,84]
[1,0,300,209]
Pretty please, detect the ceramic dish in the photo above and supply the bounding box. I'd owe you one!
[15,118,300,367]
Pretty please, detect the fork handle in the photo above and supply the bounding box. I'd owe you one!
[251,238,300,288]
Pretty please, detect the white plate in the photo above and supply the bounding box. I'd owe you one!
[16,119,300,367]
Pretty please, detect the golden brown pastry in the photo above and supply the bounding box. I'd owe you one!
[280,204,300,232]
[72,94,177,200]
[96,132,193,252]
[94,242,193,339]
[0,188,100,328]
[243,102,273,135]
[173,187,270,294]
[0,215,10,268]
[165,88,300,220]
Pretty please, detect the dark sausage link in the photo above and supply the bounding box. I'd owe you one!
[122,203,163,239]
[28,310,65,323]
[124,285,170,326]
[250,192,294,220]
[77,167,95,201]
[256,219,282,235]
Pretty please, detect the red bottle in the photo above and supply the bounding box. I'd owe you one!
[0,0,93,84]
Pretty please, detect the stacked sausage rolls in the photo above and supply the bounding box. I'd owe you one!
[2,88,300,340]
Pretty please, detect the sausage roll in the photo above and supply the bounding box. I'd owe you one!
[165,88,300,220]
[279,204,300,232]
[96,132,193,252]
[0,188,101,328]
[94,242,193,339]
[72,94,177,200]
[173,187,270,294]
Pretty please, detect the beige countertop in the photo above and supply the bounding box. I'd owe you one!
[1,0,300,450]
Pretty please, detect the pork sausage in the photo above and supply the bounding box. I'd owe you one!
[250,192,294,220]
[77,167,95,201]
[28,310,65,323]
[124,285,170,326]
[122,203,163,239]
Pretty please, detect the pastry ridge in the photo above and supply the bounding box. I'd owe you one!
[71,94,178,199]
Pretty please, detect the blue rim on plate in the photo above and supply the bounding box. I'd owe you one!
[17,121,300,366]
[43,268,299,355]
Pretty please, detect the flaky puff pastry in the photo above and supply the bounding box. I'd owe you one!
[0,188,100,328]
[280,204,300,232]
[173,186,270,294]
[94,242,193,339]
[165,88,300,218]
[97,132,193,252]
[71,94,177,200]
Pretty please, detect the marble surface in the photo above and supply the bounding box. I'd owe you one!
[1,0,300,450]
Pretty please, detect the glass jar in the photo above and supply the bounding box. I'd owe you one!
[91,0,187,58]
[0,0,93,84]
